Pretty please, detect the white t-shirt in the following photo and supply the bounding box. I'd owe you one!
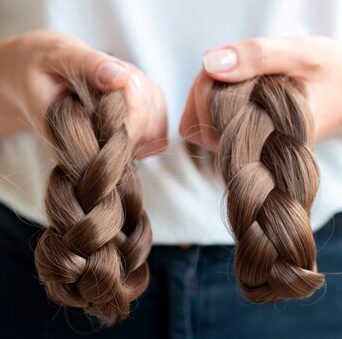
[0,0,342,244]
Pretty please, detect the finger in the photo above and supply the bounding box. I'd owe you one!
[202,37,324,83]
[179,82,202,145]
[180,72,219,150]
[134,84,169,159]
[42,38,131,91]
[193,71,219,151]
[134,137,169,159]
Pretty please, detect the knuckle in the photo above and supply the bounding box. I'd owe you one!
[41,36,71,67]
[300,37,330,73]
[41,33,88,66]
[245,38,269,72]
[47,37,68,55]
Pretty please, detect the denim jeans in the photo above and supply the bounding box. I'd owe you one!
[1,202,342,339]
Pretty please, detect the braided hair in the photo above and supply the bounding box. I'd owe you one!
[210,75,325,302]
[34,77,152,325]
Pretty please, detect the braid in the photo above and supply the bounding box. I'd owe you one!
[210,75,324,302]
[34,77,152,325]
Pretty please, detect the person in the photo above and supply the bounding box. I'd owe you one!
[1,0,342,338]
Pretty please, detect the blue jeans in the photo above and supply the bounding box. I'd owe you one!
[1,202,342,339]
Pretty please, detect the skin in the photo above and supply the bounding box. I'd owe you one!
[180,37,342,151]
[1,33,342,156]
[0,30,168,159]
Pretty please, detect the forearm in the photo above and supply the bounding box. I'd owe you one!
[0,36,29,138]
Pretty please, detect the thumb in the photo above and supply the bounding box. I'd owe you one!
[45,43,131,91]
[93,59,131,91]
[202,37,320,83]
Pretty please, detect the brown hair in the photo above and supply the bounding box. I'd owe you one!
[209,75,325,302]
[34,76,152,326]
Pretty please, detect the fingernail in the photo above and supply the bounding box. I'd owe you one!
[202,48,237,73]
[97,62,127,87]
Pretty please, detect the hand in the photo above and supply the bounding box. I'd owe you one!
[0,30,167,158]
[180,37,342,151]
